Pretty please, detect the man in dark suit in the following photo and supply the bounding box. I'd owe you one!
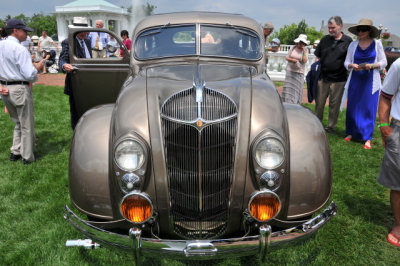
[58,17,92,129]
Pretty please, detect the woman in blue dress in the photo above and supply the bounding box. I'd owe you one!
[342,18,387,149]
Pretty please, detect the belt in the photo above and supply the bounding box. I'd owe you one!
[0,80,29,85]
[392,118,400,127]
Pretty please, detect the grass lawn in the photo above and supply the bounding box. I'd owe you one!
[0,85,399,265]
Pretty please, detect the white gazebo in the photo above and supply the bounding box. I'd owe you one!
[54,0,132,41]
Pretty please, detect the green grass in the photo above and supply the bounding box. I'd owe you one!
[0,86,399,265]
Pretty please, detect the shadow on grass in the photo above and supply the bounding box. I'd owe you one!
[34,130,71,160]
[343,193,393,230]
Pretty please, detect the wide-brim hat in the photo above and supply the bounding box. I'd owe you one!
[294,34,310,45]
[5,19,33,32]
[348,18,379,38]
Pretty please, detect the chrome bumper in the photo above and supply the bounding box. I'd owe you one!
[64,201,337,261]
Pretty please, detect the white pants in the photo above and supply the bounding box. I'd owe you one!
[2,84,35,162]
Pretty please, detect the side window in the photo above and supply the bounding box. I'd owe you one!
[73,31,124,60]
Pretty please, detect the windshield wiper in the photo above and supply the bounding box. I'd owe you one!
[141,22,171,37]
[225,22,257,38]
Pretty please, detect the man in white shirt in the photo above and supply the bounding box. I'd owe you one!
[38,30,58,53]
[21,35,32,52]
[0,19,44,164]
[377,58,400,247]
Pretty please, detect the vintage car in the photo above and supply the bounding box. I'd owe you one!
[63,12,336,262]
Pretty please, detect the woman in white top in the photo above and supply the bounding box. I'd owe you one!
[281,34,309,104]
[342,18,387,149]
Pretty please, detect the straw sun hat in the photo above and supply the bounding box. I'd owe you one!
[294,34,310,45]
[348,18,379,38]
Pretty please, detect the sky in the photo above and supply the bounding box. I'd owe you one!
[1,0,399,36]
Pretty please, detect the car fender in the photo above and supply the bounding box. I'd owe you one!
[284,103,332,219]
[69,104,114,219]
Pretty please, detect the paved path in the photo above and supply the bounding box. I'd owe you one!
[35,73,66,87]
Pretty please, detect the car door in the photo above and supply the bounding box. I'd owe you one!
[67,27,130,117]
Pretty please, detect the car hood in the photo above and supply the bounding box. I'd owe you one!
[113,63,285,140]
[146,63,253,105]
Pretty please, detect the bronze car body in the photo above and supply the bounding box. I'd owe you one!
[64,12,336,261]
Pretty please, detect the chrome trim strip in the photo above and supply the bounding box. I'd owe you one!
[160,84,238,119]
[160,113,238,129]
[73,64,130,67]
[64,201,337,260]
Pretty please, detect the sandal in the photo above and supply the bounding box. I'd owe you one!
[388,231,400,247]
[363,140,372,149]
[344,135,352,142]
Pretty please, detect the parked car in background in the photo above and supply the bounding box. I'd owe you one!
[63,12,336,263]
[385,47,400,70]
[384,46,400,52]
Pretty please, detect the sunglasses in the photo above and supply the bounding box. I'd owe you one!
[357,26,370,32]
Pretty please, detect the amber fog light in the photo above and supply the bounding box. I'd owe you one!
[120,193,153,223]
[248,191,281,222]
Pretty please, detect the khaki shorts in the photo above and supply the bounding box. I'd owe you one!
[377,120,400,191]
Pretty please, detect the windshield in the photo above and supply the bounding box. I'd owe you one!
[134,24,261,60]
[135,25,196,59]
[200,25,261,59]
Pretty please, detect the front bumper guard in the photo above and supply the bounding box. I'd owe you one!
[64,201,337,261]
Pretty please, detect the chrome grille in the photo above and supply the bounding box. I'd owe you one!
[161,86,237,239]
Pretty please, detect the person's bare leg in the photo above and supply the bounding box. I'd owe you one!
[390,190,400,237]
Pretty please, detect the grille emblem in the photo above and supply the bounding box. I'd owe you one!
[195,119,204,129]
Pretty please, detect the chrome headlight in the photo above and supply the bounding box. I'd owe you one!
[254,138,284,169]
[115,139,145,172]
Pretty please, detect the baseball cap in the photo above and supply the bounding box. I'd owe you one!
[5,19,33,32]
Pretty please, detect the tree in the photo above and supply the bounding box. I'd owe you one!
[271,19,323,45]
[127,1,156,16]
[14,13,30,24]
[1,13,57,36]
[28,14,57,36]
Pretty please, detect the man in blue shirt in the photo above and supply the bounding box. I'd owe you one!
[88,20,109,59]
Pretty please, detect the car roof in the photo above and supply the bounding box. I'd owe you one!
[133,12,262,37]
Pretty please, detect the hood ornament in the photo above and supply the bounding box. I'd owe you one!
[193,65,206,131]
